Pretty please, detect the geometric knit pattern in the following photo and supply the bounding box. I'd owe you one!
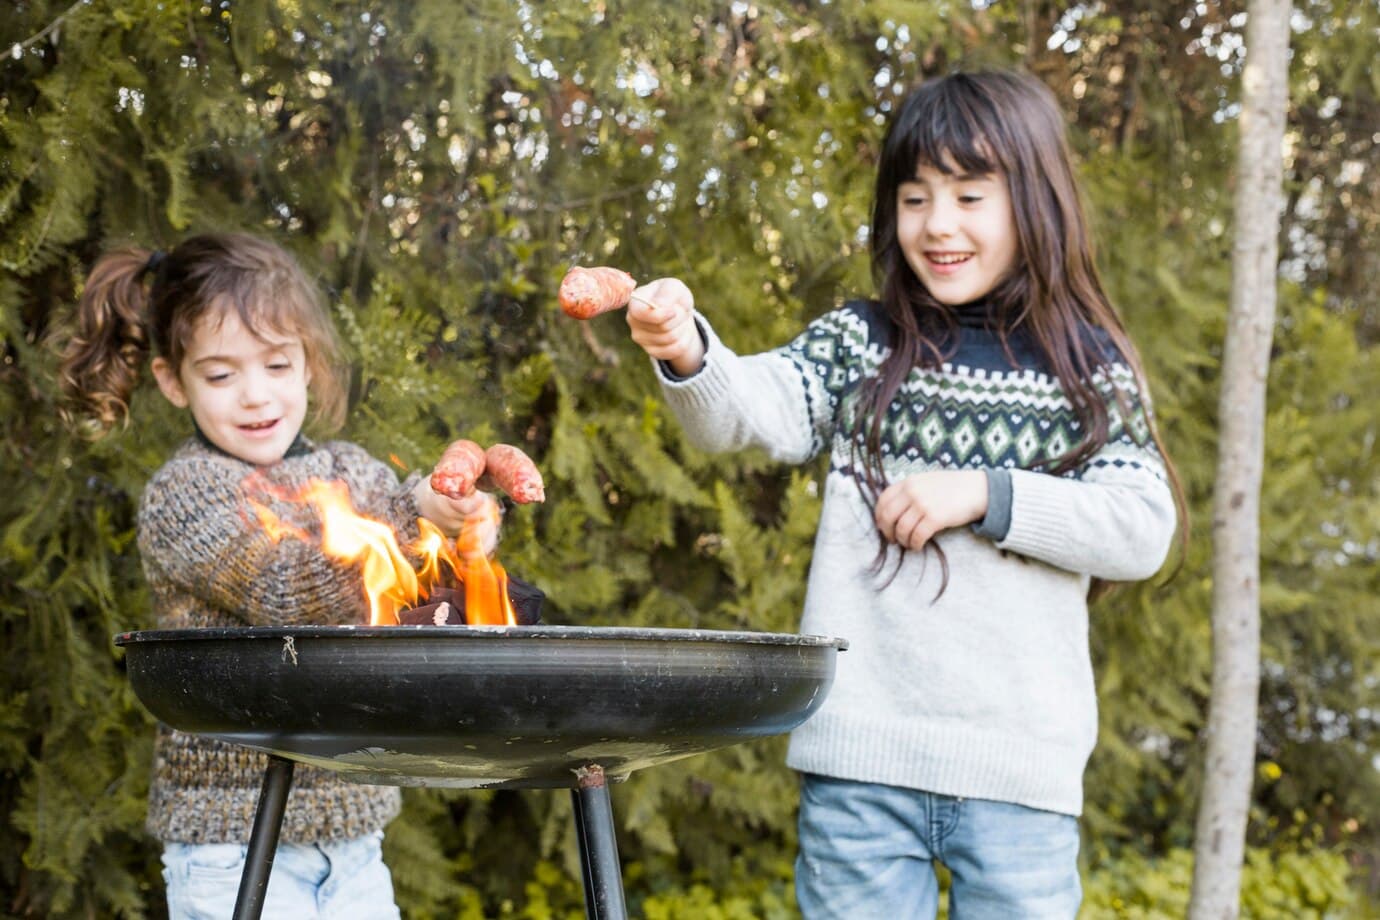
[777,300,1165,483]
[137,438,418,844]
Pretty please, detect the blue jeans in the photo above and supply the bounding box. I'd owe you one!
[161,831,401,920]
[796,774,1081,920]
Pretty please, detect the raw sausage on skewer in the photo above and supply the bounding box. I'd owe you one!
[483,444,545,504]
[430,439,486,498]
[558,266,637,319]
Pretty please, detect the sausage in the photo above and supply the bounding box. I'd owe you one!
[483,444,545,503]
[558,266,636,319]
[429,439,486,498]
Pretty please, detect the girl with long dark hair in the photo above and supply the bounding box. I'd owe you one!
[622,70,1185,917]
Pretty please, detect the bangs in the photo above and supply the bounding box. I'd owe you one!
[910,128,997,178]
[236,275,316,344]
[170,267,316,362]
[883,76,1004,181]
[212,265,318,342]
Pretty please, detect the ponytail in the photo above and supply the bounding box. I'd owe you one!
[59,248,162,437]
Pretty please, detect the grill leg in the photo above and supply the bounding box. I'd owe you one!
[571,765,627,920]
[232,755,295,920]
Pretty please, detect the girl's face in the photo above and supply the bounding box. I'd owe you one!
[152,306,311,467]
[895,158,1019,306]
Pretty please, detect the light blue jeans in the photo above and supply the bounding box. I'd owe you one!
[796,774,1081,919]
[161,831,401,920]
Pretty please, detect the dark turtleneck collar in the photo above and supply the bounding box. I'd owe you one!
[193,421,312,462]
[952,297,1002,330]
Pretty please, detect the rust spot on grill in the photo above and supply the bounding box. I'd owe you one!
[575,764,607,789]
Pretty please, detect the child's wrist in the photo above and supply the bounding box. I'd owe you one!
[969,468,990,519]
[668,326,707,376]
[668,350,705,377]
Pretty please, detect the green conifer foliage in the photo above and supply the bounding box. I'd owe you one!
[3,1,1376,915]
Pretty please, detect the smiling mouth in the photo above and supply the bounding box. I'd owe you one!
[927,253,972,265]
[240,420,278,432]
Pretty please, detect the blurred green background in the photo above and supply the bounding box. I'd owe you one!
[2,1,1377,916]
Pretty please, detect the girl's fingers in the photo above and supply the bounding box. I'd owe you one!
[628,308,679,338]
[626,295,663,327]
[630,332,679,356]
[875,472,987,547]
[876,479,932,546]
[637,278,693,316]
[634,327,676,345]
[874,483,907,530]
[874,498,899,542]
[907,515,939,550]
[893,506,926,548]
[449,490,488,515]
[630,299,688,332]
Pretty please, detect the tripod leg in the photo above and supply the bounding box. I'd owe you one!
[232,755,295,920]
[571,765,627,920]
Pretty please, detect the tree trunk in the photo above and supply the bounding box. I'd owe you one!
[1188,2,1293,918]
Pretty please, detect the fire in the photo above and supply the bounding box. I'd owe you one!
[245,474,516,627]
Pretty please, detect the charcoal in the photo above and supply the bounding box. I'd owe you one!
[397,600,464,626]
[427,587,461,607]
[398,576,544,626]
[506,574,545,625]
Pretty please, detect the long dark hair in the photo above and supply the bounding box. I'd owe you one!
[59,232,347,437]
[857,70,1186,596]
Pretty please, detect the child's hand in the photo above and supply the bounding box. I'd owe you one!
[413,479,502,556]
[627,277,703,376]
[874,470,989,551]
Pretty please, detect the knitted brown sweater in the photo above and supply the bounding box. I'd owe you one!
[136,437,414,844]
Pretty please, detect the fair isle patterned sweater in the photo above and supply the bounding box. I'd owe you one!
[655,300,1176,816]
[137,438,414,844]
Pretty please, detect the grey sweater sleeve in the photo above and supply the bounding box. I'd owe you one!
[996,462,1176,581]
[652,313,830,464]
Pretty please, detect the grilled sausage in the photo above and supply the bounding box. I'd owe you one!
[558,266,637,319]
[429,439,486,498]
[483,444,545,503]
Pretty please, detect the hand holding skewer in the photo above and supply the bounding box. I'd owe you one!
[558,265,704,376]
[625,278,703,377]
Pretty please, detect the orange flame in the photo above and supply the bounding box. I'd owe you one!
[455,498,515,626]
[245,475,516,627]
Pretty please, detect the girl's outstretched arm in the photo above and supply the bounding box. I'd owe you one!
[648,305,866,464]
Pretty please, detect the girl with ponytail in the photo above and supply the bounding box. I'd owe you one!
[60,232,499,918]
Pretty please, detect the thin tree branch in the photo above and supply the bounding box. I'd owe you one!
[15,0,87,51]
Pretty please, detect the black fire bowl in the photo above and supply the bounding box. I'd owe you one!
[114,625,846,789]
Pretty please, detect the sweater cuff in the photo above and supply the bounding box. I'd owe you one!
[972,468,1013,541]
[652,314,737,412]
[656,316,711,382]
